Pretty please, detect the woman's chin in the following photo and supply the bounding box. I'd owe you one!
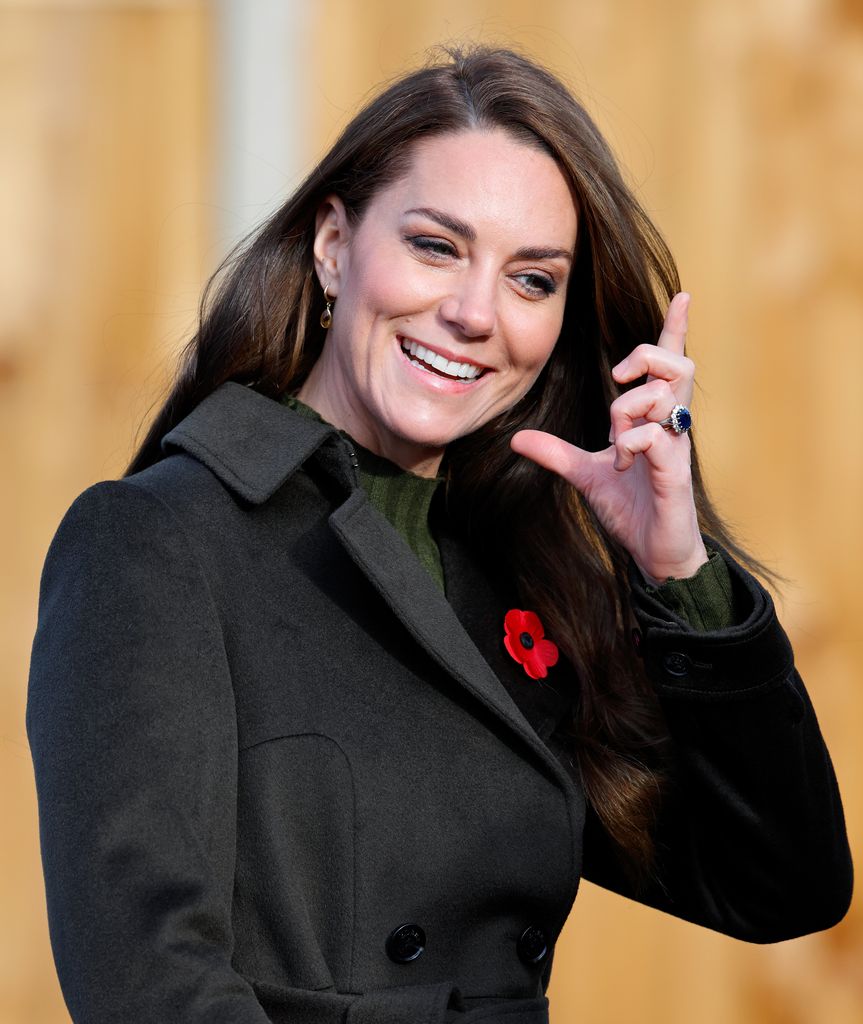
[385,415,474,453]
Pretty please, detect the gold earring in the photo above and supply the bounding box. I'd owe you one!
[320,284,335,329]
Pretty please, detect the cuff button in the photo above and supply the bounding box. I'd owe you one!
[663,651,691,677]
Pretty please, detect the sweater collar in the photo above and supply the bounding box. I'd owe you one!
[280,393,443,512]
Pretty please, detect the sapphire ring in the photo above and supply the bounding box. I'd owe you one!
[658,404,692,435]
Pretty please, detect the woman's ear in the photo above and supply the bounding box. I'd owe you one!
[313,195,350,296]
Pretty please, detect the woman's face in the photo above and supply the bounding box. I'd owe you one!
[299,128,578,476]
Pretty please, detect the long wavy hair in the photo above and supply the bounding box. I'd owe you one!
[126,44,763,882]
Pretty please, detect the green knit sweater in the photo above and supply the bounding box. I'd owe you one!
[280,394,738,631]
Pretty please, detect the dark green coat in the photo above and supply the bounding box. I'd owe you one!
[26,382,852,1024]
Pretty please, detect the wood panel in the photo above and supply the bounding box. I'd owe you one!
[1,3,210,1022]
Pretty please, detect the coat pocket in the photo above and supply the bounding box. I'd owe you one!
[233,732,356,992]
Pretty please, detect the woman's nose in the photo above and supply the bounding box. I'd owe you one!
[439,270,497,338]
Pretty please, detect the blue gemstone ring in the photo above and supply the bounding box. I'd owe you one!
[659,404,692,435]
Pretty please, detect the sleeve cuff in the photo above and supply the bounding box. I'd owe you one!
[626,537,794,698]
[646,548,738,631]
[630,537,764,636]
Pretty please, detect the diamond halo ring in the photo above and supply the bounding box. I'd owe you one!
[658,404,692,435]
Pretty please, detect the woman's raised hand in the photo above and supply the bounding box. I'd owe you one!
[511,292,708,585]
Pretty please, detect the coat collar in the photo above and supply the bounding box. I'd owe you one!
[160,381,359,502]
[159,382,580,801]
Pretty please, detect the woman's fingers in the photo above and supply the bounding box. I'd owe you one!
[510,429,595,492]
[513,293,694,488]
[612,290,692,374]
[612,344,695,394]
[613,420,684,473]
[609,377,680,441]
[610,292,695,428]
[655,291,690,355]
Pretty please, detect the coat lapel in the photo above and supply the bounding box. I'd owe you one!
[327,490,574,787]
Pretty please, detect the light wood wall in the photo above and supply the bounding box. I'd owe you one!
[3,1,861,1022]
[2,3,212,1022]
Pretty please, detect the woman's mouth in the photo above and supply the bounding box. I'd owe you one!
[398,336,487,381]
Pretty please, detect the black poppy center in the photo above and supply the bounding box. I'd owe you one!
[519,632,535,650]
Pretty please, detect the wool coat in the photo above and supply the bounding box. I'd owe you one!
[26,381,853,1024]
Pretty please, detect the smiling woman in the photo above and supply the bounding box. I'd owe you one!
[26,44,852,1024]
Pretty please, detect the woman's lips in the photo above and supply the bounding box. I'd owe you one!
[397,335,489,381]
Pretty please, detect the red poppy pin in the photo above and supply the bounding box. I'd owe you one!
[503,609,559,680]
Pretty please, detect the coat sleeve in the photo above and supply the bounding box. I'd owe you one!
[579,541,854,943]
[26,479,275,1024]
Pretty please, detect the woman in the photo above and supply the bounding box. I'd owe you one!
[27,45,852,1024]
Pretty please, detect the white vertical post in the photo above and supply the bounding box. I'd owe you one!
[213,0,312,256]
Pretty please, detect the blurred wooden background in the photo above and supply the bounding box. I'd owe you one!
[3,1,861,1021]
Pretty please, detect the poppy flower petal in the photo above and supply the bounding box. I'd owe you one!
[503,634,524,664]
[504,608,527,636]
[523,653,548,680]
[521,610,544,638]
[536,638,559,667]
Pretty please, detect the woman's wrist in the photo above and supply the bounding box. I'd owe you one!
[634,542,710,588]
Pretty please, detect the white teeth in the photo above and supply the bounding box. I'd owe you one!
[400,338,483,381]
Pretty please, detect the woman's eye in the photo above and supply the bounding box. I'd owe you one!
[516,273,557,298]
[406,235,456,258]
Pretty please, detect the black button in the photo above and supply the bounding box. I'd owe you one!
[519,632,535,650]
[663,651,691,677]
[385,923,426,963]
[517,924,548,965]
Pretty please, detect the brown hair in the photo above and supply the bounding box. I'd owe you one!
[126,44,763,882]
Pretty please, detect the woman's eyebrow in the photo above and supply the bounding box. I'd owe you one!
[405,206,476,241]
[515,246,573,263]
[403,207,572,262]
